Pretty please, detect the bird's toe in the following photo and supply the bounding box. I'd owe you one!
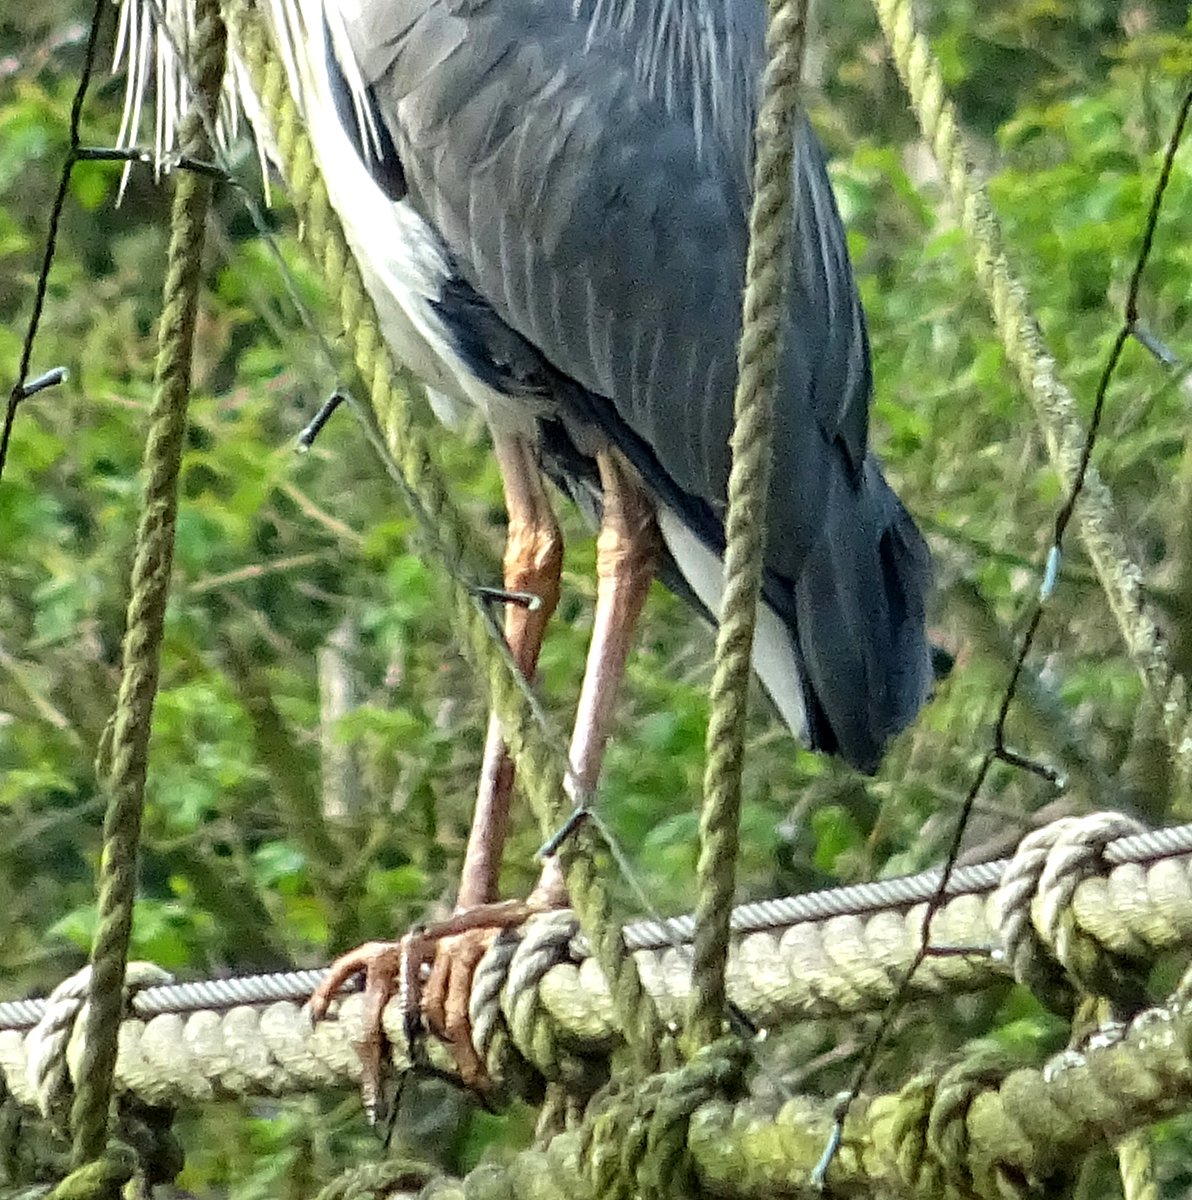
[424,927,499,1092]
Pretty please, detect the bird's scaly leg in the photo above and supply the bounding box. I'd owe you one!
[504,448,663,944]
[459,434,563,906]
[566,448,661,803]
[313,446,660,1102]
[311,433,562,1099]
[425,447,660,1082]
[421,434,563,1085]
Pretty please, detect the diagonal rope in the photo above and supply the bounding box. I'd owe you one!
[65,0,227,1172]
[222,0,672,1079]
[873,0,1192,778]
[686,0,808,1052]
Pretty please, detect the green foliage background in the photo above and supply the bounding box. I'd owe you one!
[1,1,1191,1194]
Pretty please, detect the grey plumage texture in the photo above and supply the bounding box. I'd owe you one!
[326,0,933,771]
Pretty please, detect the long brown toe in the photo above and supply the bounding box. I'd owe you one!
[423,928,500,1092]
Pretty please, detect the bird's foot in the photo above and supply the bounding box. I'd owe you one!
[420,870,570,1089]
[420,921,513,1091]
[309,900,534,1113]
[309,938,410,1120]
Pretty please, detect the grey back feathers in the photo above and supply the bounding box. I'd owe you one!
[325,0,933,770]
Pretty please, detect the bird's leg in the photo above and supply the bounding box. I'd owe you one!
[312,445,659,1101]
[420,447,659,1086]
[565,448,661,804]
[312,434,563,1098]
[458,434,563,905]
[421,434,563,1084]
[511,451,663,927]
[428,448,659,1081]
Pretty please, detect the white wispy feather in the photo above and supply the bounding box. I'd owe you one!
[112,0,251,198]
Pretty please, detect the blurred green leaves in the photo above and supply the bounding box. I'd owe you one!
[2,0,1192,1194]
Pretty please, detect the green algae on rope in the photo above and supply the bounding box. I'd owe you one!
[687,0,809,1055]
[67,0,227,1177]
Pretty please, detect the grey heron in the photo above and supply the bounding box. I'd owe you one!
[120,0,934,1089]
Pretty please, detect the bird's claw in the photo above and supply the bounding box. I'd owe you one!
[310,939,410,1121]
[309,903,534,1114]
[421,925,504,1092]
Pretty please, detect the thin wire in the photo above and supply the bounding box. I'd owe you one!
[3,819,1191,1034]
[813,81,1192,1189]
[76,144,226,176]
[297,390,347,449]
[0,0,107,485]
[1131,322,1186,373]
[1051,84,1192,546]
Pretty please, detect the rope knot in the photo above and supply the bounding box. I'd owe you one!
[992,812,1150,1013]
[471,910,606,1102]
[24,964,183,1196]
[890,1049,1032,1200]
[26,963,172,1136]
[578,1037,748,1200]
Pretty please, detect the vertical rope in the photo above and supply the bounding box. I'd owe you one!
[871,0,1192,780]
[67,0,226,1169]
[1118,1131,1158,1200]
[686,0,808,1051]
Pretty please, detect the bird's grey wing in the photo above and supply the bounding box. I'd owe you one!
[324,0,932,771]
[327,0,868,535]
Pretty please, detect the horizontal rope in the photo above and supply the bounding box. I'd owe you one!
[694,989,1192,1196]
[1,817,1190,1113]
[411,991,1192,1198]
[6,984,1192,1199]
[4,820,1192,1035]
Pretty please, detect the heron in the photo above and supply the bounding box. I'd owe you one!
[119,0,934,1091]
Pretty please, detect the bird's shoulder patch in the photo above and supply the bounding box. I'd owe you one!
[324,14,407,201]
[430,274,554,400]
